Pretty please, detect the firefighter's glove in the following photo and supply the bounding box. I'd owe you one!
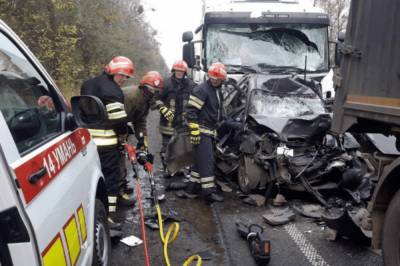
[159,106,174,122]
[136,151,148,165]
[189,122,201,145]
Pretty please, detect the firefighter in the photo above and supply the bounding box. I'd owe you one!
[80,56,135,220]
[123,71,164,219]
[123,71,164,152]
[184,62,227,203]
[156,60,196,172]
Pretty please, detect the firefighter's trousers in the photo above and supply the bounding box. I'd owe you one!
[189,134,216,195]
[98,147,121,212]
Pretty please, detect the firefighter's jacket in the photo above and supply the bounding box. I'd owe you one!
[81,73,127,148]
[185,80,224,137]
[157,76,196,135]
[123,85,151,140]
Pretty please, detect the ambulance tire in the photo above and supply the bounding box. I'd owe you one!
[382,189,400,266]
[92,199,111,266]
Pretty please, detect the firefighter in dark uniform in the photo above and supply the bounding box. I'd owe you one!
[80,56,135,219]
[184,62,227,203]
[123,71,164,219]
[123,71,164,152]
[156,60,196,171]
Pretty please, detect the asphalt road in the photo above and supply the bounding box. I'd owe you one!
[110,111,383,266]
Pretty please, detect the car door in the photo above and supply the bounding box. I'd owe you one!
[0,22,101,265]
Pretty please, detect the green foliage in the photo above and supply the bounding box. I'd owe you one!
[0,0,168,97]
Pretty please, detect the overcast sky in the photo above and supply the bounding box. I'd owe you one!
[142,0,315,68]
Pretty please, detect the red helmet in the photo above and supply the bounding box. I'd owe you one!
[208,62,227,80]
[140,71,164,89]
[105,56,135,77]
[172,60,188,72]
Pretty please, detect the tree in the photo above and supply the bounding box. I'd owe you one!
[314,0,350,41]
[0,0,168,98]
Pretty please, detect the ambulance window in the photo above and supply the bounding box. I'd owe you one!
[0,32,61,154]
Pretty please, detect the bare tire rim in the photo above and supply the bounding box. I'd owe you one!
[95,221,109,265]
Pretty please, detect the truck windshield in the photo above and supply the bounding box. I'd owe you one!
[249,90,326,118]
[206,24,328,72]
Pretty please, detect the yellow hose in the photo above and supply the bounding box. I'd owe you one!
[155,204,202,266]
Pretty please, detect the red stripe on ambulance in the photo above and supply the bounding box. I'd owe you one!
[14,128,91,204]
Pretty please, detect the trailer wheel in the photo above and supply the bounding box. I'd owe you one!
[383,189,400,266]
[92,199,111,266]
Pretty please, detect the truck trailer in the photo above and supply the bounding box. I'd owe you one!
[332,0,400,265]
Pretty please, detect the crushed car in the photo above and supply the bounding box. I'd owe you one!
[216,73,376,242]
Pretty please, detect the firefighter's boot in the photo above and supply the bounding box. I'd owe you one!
[203,190,224,203]
[117,191,135,206]
[183,182,200,198]
[107,217,122,231]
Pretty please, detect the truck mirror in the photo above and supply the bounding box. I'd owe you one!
[194,24,203,34]
[183,42,195,68]
[182,31,193,42]
[71,95,108,128]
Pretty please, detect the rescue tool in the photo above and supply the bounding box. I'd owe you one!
[124,144,151,266]
[236,222,271,265]
[131,144,202,266]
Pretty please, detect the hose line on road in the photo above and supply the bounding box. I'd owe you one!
[155,197,202,266]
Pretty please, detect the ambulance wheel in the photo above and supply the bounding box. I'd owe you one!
[92,199,111,266]
[383,189,400,266]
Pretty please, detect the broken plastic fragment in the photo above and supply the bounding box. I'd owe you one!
[120,235,143,247]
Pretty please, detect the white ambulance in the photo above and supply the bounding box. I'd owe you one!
[0,20,111,265]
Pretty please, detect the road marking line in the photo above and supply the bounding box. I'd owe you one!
[285,223,330,266]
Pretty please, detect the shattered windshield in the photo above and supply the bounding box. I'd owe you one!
[206,24,328,72]
[249,89,326,118]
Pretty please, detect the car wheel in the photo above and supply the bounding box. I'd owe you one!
[382,189,400,266]
[238,155,259,193]
[92,199,111,266]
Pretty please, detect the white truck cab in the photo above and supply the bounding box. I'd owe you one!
[0,20,110,266]
[183,0,333,97]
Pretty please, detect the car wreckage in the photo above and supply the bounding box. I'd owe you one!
[216,73,376,242]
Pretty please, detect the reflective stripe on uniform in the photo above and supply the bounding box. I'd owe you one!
[92,138,118,146]
[199,126,216,137]
[88,129,116,137]
[201,175,216,189]
[202,182,216,189]
[108,196,117,204]
[108,110,127,120]
[88,129,118,146]
[109,206,116,212]
[189,177,201,183]
[106,102,124,112]
[191,171,200,177]
[188,95,204,110]
[190,171,200,183]
[200,176,215,183]
[106,102,127,120]
[159,125,175,135]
